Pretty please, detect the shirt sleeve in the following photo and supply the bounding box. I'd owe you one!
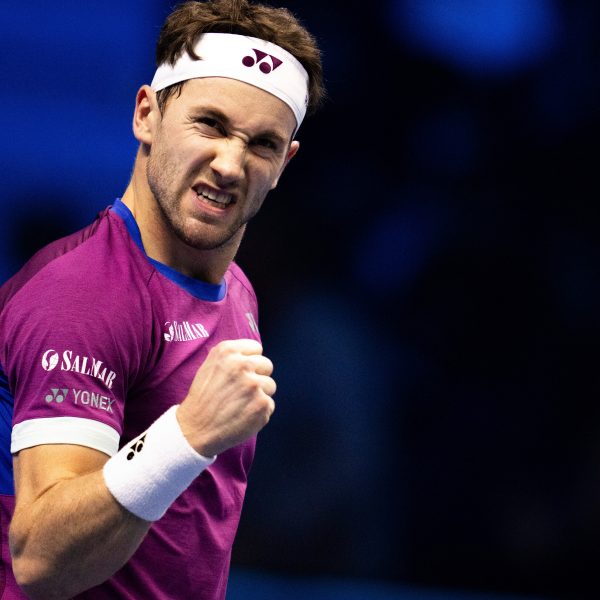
[1,251,150,457]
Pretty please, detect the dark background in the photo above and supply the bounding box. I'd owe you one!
[1,1,599,599]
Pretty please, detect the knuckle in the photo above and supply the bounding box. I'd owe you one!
[210,341,231,359]
[259,395,273,414]
[232,359,252,378]
[264,399,275,424]
[249,395,274,428]
[247,379,262,394]
[241,358,256,372]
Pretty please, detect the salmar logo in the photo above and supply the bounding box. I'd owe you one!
[40,349,117,389]
[164,321,209,342]
[42,349,59,371]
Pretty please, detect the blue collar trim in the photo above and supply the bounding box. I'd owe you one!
[111,198,226,302]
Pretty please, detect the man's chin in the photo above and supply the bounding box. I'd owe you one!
[177,226,242,253]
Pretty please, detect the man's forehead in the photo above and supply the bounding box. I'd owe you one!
[176,77,297,137]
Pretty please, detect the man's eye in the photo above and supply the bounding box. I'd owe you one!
[197,117,224,133]
[253,138,277,150]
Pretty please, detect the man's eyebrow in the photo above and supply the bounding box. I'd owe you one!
[190,107,289,146]
[189,107,230,124]
[253,128,288,147]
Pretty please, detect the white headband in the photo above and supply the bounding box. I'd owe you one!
[151,33,309,130]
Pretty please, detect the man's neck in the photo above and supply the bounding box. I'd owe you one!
[121,156,241,285]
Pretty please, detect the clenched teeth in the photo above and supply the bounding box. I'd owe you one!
[195,184,233,206]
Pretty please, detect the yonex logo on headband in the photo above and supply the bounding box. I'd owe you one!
[151,33,309,130]
[242,49,283,74]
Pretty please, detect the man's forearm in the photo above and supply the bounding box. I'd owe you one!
[10,339,275,599]
[10,469,150,600]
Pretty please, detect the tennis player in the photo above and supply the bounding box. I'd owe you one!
[0,1,324,597]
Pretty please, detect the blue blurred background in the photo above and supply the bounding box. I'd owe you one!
[1,1,599,599]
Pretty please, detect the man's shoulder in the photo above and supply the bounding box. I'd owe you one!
[0,208,155,377]
[2,207,151,307]
[1,208,107,305]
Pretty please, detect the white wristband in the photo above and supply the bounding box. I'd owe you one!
[103,405,216,521]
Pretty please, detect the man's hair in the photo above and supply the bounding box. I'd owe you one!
[155,0,325,117]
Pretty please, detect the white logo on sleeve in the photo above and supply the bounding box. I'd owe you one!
[42,387,115,413]
[45,388,68,403]
[42,349,59,371]
[72,389,115,413]
[40,349,117,389]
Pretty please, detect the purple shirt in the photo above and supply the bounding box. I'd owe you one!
[0,199,260,599]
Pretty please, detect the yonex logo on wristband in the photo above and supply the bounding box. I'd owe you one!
[103,406,215,521]
[242,49,283,74]
[127,434,146,460]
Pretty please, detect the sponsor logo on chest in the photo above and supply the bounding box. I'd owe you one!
[41,349,116,389]
[161,311,258,344]
[163,321,209,343]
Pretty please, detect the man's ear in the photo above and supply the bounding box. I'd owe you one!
[132,85,161,146]
[271,140,300,189]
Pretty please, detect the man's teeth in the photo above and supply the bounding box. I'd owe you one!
[196,187,232,206]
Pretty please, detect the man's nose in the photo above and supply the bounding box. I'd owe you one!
[210,138,246,184]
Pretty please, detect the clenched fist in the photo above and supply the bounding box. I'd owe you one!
[176,339,276,457]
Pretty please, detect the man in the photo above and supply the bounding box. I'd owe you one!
[0,0,324,597]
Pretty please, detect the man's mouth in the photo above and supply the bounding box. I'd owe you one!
[194,184,235,208]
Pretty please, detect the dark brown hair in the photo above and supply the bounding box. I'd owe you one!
[155,0,325,116]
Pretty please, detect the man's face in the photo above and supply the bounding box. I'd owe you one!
[146,77,298,252]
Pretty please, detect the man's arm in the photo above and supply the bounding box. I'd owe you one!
[9,338,275,599]
[10,444,150,600]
